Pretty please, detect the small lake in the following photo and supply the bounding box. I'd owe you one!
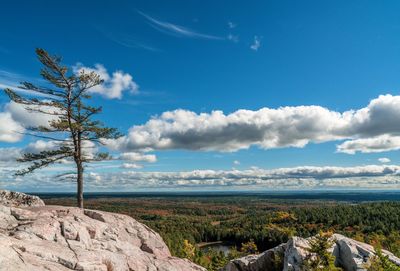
[199,242,234,256]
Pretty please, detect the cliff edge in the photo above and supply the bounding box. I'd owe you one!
[0,190,205,271]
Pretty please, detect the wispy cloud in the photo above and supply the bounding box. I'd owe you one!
[0,70,48,97]
[138,11,224,40]
[94,25,160,52]
[250,36,261,51]
[110,37,160,52]
[0,70,21,81]
[227,34,239,43]
[228,21,237,29]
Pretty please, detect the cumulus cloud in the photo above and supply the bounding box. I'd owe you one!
[5,93,400,156]
[73,63,138,99]
[121,163,143,169]
[104,107,342,152]
[0,112,24,142]
[104,95,400,154]
[378,157,391,163]
[88,172,102,183]
[3,164,399,191]
[5,101,58,128]
[119,152,157,163]
[0,100,62,143]
[0,143,59,164]
[233,160,240,165]
[0,63,137,143]
[337,135,400,154]
[25,140,61,153]
[0,139,97,166]
[25,139,96,159]
[89,164,400,190]
[0,147,21,162]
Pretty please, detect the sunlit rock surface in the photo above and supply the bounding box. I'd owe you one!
[0,190,45,207]
[223,234,400,271]
[0,191,205,271]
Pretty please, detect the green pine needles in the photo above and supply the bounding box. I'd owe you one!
[3,49,120,208]
[302,232,342,271]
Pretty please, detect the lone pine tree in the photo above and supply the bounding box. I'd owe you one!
[4,48,120,208]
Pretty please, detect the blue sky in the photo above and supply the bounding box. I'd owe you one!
[1,0,400,191]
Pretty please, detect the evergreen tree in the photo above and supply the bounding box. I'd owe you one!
[302,232,342,271]
[3,49,120,208]
[367,248,400,271]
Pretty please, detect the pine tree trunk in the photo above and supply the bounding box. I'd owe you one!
[77,162,84,208]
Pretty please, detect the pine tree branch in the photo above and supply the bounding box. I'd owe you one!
[16,154,72,176]
[21,132,72,142]
[19,81,66,98]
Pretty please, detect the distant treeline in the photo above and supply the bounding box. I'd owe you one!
[45,197,400,262]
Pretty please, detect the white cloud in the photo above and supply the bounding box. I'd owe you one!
[88,172,102,182]
[0,139,96,164]
[5,93,400,157]
[0,63,136,143]
[0,147,21,162]
[25,140,60,153]
[91,164,400,189]
[25,139,96,159]
[73,63,138,99]
[233,160,240,165]
[0,112,24,142]
[138,11,224,40]
[337,135,400,154]
[2,164,398,191]
[119,152,157,163]
[378,157,391,163]
[0,144,56,164]
[5,101,58,128]
[121,163,143,169]
[250,36,261,51]
[104,95,400,154]
[0,100,62,143]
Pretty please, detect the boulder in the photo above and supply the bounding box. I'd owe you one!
[332,234,400,271]
[0,190,45,207]
[0,192,205,271]
[222,234,400,271]
[224,243,286,271]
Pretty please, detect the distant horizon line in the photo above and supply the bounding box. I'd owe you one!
[28,189,400,194]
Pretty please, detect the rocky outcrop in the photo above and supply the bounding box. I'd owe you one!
[0,191,205,271]
[223,234,400,271]
[0,190,45,207]
[224,243,286,271]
